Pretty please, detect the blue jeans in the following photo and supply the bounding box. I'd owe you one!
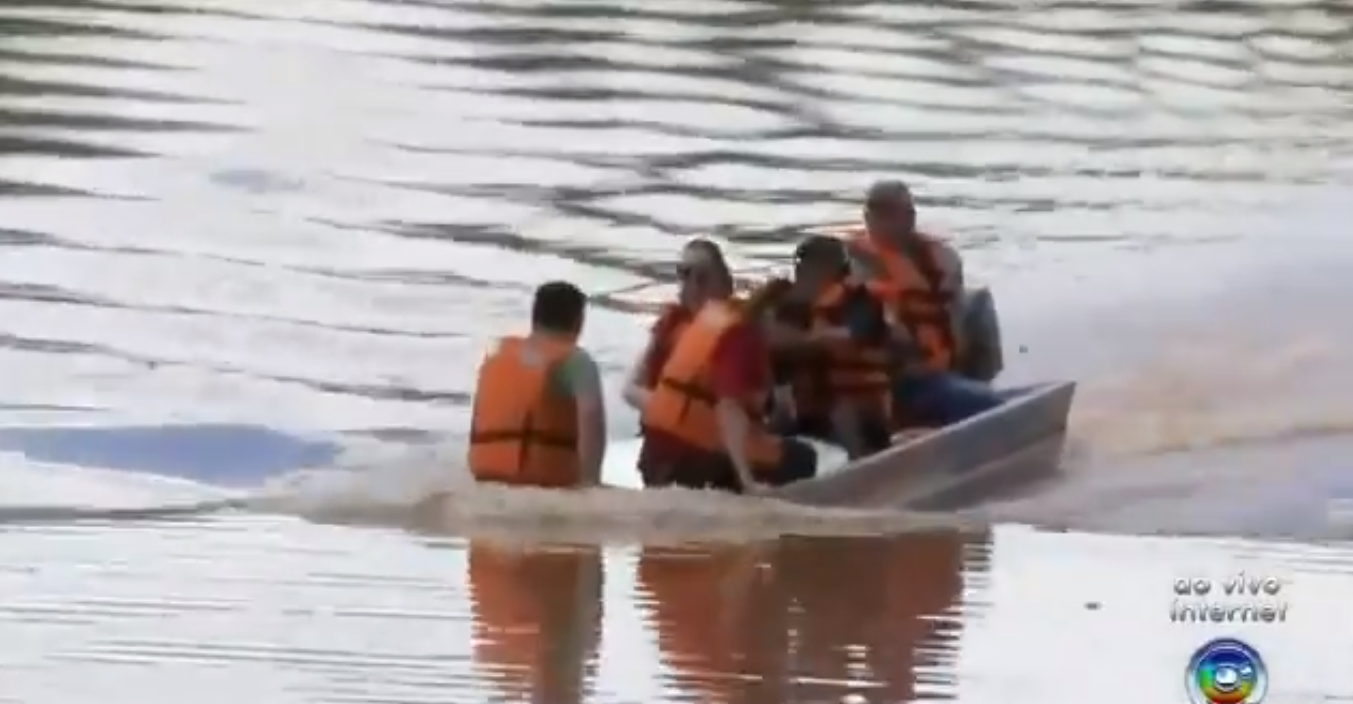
[893,372,1004,427]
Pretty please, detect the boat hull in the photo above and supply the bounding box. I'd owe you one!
[770,381,1076,509]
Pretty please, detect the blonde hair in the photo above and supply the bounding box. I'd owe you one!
[742,277,793,322]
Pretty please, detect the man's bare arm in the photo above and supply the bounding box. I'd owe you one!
[564,350,608,486]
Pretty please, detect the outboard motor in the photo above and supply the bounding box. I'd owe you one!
[955,287,1004,383]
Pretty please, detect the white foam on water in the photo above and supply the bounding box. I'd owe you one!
[246,434,956,542]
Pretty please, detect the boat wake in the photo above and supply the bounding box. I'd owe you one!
[1,392,1351,543]
[977,314,1353,542]
[0,425,967,541]
[249,437,971,543]
[1068,335,1353,460]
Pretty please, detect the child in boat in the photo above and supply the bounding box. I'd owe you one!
[762,236,895,460]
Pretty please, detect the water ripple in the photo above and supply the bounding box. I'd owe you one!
[0,0,1344,448]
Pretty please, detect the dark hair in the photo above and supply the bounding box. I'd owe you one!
[531,280,587,334]
[794,235,850,279]
[683,237,735,294]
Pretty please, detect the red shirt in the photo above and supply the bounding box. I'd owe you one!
[709,322,770,400]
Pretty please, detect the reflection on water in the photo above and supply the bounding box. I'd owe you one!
[635,532,974,703]
[467,540,603,704]
[639,541,792,704]
[467,532,977,704]
[0,519,1350,703]
[781,533,972,703]
[2,0,1353,702]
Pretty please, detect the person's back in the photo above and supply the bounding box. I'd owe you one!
[468,281,607,489]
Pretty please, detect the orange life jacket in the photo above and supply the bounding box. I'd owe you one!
[467,335,581,488]
[643,303,695,388]
[846,229,957,373]
[803,282,893,414]
[641,300,782,468]
[645,292,756,387]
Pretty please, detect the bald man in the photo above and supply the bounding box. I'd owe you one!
[846,180,1003,426]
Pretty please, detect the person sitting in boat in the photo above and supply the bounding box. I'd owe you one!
[466,280,607,489]
[621,238,727,411]
[636,243,818,494]
[845,179,1004,426]
[765,235,895,459]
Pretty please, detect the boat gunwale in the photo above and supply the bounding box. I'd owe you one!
[771,380,1077,507]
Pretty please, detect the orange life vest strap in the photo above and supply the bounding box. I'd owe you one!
[849,232,957,370]
[656,372,767,427]
[470,411,577,484]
